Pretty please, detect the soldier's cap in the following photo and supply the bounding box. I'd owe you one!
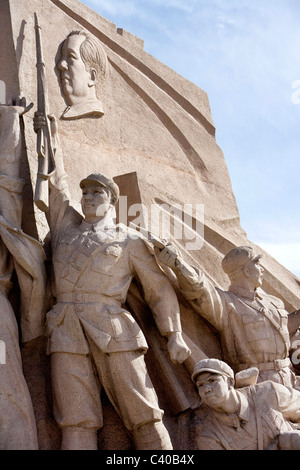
[222,246,263,277]
[192,358,234,383]
[80,173,119,205]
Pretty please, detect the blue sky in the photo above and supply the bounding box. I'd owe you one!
[80,0,300,277]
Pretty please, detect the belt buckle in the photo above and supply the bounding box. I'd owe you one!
[74,292,83,302]
[274,359,285,370]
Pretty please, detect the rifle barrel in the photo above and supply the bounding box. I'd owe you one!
[34,13,53,212]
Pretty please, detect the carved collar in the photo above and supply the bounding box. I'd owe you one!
[80,216,116,233]
[229,285,262,301]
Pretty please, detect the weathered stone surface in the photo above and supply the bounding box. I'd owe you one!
[2,0,299,307]
[157,244,300,390]
[0,0,299,450]
[192,359,300,450]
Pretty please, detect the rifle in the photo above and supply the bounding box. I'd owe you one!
[34,13,54,212]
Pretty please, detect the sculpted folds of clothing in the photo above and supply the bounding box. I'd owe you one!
[47,180,181,355]
[179,269,290,361]
[46,170,182,447]
[176,266,297,388]
[0,293,39,449]
[198,381,300,450]
[0,174,47,341]
[0,173,47,449]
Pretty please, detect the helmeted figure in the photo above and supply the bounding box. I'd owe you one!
[34,113,191,450]
[192,358,300,450]
[157,244,299,388]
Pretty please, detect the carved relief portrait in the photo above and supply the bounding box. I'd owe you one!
[57,30,108,120]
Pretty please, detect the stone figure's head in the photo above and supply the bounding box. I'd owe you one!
[222,246,264,289]
[192,358,235,409]
[79,173,119,223]
[57,30,108,110]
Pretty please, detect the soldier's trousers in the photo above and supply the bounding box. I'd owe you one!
[51,343,172,449]
[0,294,38,449]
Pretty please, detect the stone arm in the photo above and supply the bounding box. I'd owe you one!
[33,113,82,242]
[0,101,47,342]
[129,239,191,363]
[156,244,227,331]
[0,103,25,294]
[274,382,300,423]
[268,382,300,450]
[0,100,31,226]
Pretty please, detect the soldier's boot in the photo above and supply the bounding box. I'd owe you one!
[61,427,98,450]
[132,421,173,450]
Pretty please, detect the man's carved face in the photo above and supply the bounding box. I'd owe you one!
[244,259,264,288]
[58,35,94,106]
[81,184,111,222]
[196,372,231,410]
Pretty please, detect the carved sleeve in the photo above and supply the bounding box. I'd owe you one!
[174,265,226,331]
[129,238,182,336]
[273,382,300,423]
[47,147,81,246]
[0,107,23,180]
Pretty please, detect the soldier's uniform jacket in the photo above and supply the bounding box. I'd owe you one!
[198,381,300,450]
[46,176,182,355]
[175,265,296,385]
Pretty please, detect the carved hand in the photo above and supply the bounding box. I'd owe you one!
[33,112,59,143]
[0,97,33,168]
[167,331,191,364]
[0,96,33,118]
[155,243,181,270]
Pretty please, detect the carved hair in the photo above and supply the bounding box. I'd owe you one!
[67,30,108,90]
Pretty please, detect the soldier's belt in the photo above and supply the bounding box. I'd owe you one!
[237,357,291,372]
[56,292,121,305]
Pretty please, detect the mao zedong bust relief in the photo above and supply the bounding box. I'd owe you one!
[57,30,108,120]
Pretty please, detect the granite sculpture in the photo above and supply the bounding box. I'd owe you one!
[192,358,300,450]
[33,112,191,450]
[58,30,108,120]
[0,99,46,449]
[0,0,300,450]
[157,244,300,389]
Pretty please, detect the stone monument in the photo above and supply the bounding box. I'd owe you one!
[0,0,299,450]
[192,359,300,450]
